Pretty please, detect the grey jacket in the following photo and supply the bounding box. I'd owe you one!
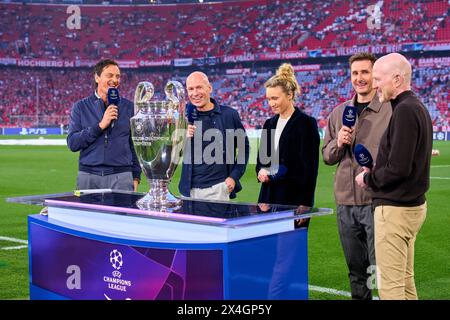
[322,94,392,205]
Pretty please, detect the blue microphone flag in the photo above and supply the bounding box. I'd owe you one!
[342,105,357,127]
[107,87,120,106]
[354,144,373,169]
[186,104,198,124]
[107,88,120,128]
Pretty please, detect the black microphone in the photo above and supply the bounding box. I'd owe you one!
[186,103,198,124]
[107,87,120,128]
[354,144,373,169]
[342,105,357,128]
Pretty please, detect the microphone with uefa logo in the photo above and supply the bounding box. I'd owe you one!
[342,105,357,128]
[107,87,120,129]
[354,143,373,169]
[186,103,198,125]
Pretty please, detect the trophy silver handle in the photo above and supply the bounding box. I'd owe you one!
[165,81,185,106]
[163,81,186,178]
[134,81,154,115]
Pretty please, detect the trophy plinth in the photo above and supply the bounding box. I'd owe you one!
[131,81,187,211]
[136,179,180,211]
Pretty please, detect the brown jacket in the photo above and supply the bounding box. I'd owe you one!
[322,94,392,205]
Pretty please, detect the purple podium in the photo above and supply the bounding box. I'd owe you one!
[9,191,332,300]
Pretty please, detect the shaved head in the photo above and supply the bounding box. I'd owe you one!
[186,71,210,87]
[372,53,412,102]
[375,53,412,87]
[186,71,214,111]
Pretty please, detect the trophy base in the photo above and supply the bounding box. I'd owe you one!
[136,179,181,211]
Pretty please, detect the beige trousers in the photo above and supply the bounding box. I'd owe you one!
[190,181,230,202]
[374,203,427,300]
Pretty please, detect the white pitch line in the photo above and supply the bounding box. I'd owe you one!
[0,139,66,146]
[430,177,450,180]
[234,274,378,299]
[309,285,351,298]
[309,285,379,300]
[2,245,28,250]
[0,236,28,244]
[0,236,28,250]
[431,165,450,168]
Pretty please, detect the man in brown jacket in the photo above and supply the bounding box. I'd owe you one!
[322,52,391,300]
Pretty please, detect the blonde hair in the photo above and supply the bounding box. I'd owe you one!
[265,63,301,100]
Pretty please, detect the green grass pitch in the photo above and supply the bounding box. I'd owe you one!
[0,138,449,300]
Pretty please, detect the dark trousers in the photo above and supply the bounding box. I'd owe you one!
[337,205,375,300]
[76,171,134,191]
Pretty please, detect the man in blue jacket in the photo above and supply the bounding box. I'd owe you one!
[67,59,141,191]
[179,71,249,201]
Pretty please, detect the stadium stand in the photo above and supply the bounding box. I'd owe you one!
[1,62,448,129]
[0,0,448,60]
[0,0,448,129]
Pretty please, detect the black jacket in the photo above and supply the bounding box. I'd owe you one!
[256,108,320,207]
[179,99,250,199]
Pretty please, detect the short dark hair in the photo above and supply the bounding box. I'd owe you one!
[93,59,119,88]
[349,52,376,68]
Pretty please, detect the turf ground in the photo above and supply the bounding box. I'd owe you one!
[0,137,449,300]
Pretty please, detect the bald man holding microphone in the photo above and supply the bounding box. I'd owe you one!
[355,53,433,300]
[179,71,250,201]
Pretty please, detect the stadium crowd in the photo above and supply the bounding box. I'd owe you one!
[1,62,448,129]
[0,0,448,60]
[0,0,448,129]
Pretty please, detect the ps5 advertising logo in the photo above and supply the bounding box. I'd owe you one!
[103,249,132,293]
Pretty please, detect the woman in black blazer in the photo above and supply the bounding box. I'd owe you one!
[256,63,320,208]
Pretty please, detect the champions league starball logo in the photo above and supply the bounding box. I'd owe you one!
[358,153,370,165]
[103,249,132,296]
[354,144,373,169]
[345,109,355,122]
[110,249,123,275]
[343,105,357,127]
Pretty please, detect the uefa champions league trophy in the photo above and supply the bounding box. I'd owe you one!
[131,81,187,210]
